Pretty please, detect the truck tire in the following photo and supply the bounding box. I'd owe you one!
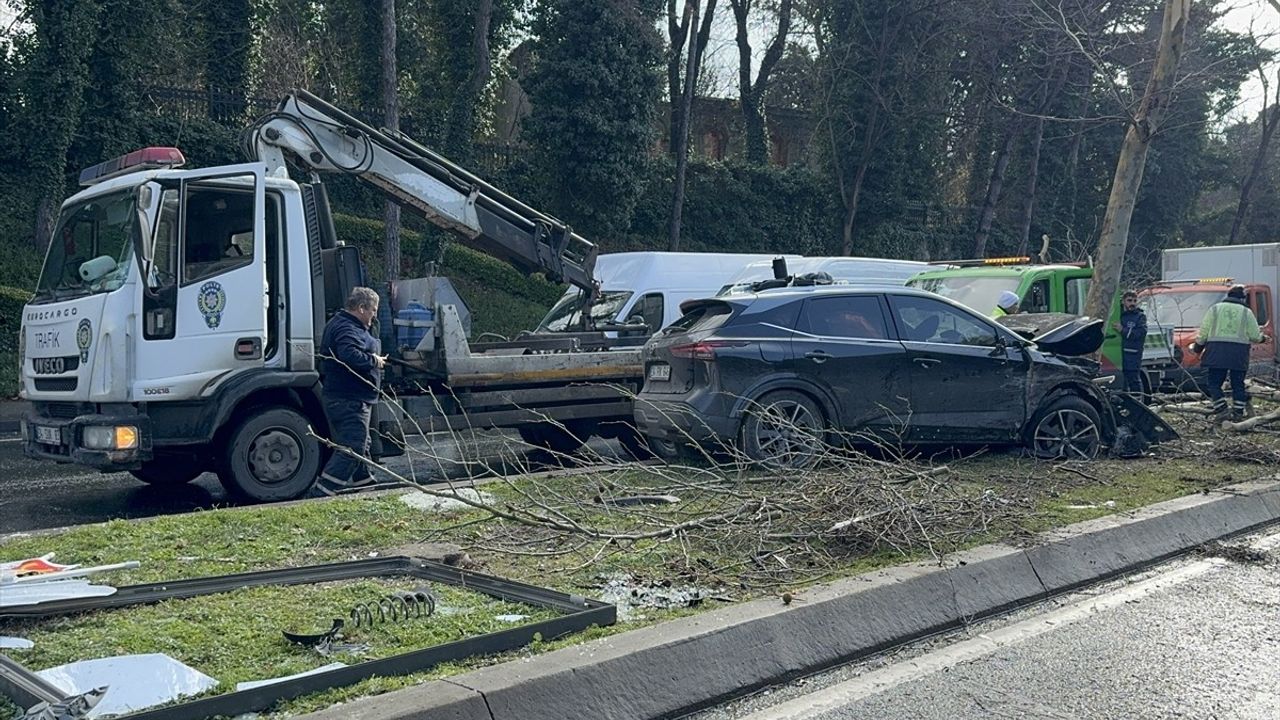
[518,421,591,456]
[219,406,322,501]
[129,457,204,487]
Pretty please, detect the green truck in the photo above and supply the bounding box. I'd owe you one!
[907,258,1177,389]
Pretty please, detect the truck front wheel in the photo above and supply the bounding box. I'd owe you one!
[219,407,322,501]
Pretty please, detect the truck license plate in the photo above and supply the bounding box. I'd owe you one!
[33,357,65,374]
[648,364,671,381]
[34,425,61,444]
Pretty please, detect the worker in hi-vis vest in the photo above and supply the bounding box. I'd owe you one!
[1192,285,1268,420]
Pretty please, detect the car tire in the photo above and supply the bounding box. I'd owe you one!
[129,457,205,487]
[615,425,658,461]
[740,390,826,469]
[1027,395,1103,460]
[518,421,591,456]
[219,407,322,501]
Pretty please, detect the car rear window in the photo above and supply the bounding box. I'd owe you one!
[663,301,734,336]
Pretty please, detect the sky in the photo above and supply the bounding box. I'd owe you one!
[1222,0,1280,122]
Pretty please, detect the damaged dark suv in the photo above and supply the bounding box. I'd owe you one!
[633,286,1175,468]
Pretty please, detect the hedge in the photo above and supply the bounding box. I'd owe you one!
[0,285,30,399]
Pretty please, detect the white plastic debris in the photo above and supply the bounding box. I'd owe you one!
[0,580,117,608]
[398,488,495,513]
[494,614,529,623]
[235,662,348,692]
[37,653,218,718]
[0,635,34,650]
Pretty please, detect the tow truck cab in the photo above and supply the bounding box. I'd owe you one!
[19,147,362,500]
[907,257,1178,390]
[1137,279,1276,387]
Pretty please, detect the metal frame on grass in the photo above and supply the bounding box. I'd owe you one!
[0,556,616,719]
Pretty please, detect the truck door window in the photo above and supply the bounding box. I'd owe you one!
[182,184,256,285]
[1024,279,1050,314]
[627,293,665,333]
[1065,278,1090,315]
[1256,291,1270,326]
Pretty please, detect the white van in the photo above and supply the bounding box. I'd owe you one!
[536,252,792,335]
[717,256,930,296]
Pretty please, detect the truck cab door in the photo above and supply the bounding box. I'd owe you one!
[134,165,268,400]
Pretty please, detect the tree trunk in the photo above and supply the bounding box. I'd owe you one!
[1083,0,1191,321]
[1229,99,1280,245]
[669,0,702,250]
[1016,115,1047,255]
[381,0,401,283]
[34,195,58,254]
[666,0,690,160]
[840,161,869,256]
[445,0,495,155]
[972,120,1019,257]
[729,0,792,165]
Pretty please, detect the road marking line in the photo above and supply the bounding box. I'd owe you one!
[0,438,22,444]
[740,532,1280,720]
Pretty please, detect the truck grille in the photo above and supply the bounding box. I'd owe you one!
[42,402,84,418]
[34,378,78,393]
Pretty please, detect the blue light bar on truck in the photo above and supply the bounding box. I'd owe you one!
[78,147,186,186]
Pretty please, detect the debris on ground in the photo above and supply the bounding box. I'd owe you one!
[1194,541,1272,565]
[594,494,681,507]
[593,573,729,621]
[0,635,34,649]
[1,558,140,608]
[398,488,495,513]
[35,653,217,718]
[18,687,107,720]
[235,663,348,692]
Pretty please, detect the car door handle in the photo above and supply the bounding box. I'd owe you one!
[913,357,941,368]
[805,350,831,363]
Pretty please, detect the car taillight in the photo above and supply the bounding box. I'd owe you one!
[670,340,745,360]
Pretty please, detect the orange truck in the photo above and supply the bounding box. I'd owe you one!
[1141,243,1279,389]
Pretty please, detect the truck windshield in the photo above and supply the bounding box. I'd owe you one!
[538,290,634,332]
[32,191,138,304]
[1142,291,1222,328]
[909,276,1022,314]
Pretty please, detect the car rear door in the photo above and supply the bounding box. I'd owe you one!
[789,293,909,437]
[887,294,1028,443]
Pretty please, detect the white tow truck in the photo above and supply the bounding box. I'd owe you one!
[18,91,653,501]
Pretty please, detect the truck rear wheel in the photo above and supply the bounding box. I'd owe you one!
[219,407,321,501]
[129,457,205,487]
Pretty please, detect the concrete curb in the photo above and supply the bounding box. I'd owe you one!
[298,479,1280,720]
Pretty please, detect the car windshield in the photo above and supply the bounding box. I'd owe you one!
[33,191,138,303]
[910,276,1022,314]
[1141,291,1222,328]
[537,290,634,332]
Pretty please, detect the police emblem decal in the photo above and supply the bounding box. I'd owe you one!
[76,319,92,362]
[197,281,227,329]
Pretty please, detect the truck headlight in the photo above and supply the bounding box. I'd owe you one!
[83,425,139,450]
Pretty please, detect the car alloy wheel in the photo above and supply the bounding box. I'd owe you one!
[744,392,824,469]
[1032,407,1101,460]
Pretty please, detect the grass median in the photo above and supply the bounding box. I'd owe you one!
[2,406,1275,718]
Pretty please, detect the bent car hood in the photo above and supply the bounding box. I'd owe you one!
[999,313,1105,356]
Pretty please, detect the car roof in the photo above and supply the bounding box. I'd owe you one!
[725,284,942,303]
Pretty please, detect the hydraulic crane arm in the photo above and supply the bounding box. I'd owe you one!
[246,89,598,294]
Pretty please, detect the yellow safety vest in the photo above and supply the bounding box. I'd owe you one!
[1197,301,1262,345]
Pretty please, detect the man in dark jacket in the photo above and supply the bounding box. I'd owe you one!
[315,287,385,496]
[1194,284,1266,420]
[1113,290,1148,400]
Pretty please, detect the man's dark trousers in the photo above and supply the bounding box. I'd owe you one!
[318,397,373,494]
[1122,350,1144,399]
[1205,367,1247,415]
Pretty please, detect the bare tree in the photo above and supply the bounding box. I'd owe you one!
[381,0,401,283]
[729,0,794,165]
[1083,0,1191,321]
[666,0,718,160]
[1229,61,1280,245]
[670,0,711,251]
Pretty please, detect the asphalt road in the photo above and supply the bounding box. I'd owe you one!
[0,432,621,534]
[695,529,1280,720]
